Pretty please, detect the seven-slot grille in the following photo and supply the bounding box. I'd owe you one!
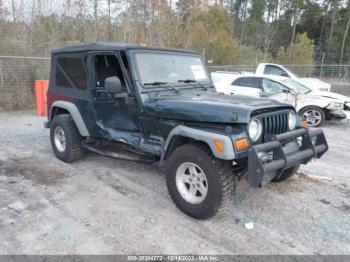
[261,112,289,135]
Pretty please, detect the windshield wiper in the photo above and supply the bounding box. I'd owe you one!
[178,79,197,83]
[178,79,210,90]
[144,81,168,86]
[144,81,180,92]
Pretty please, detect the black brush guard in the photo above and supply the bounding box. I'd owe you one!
[248,128,328,187]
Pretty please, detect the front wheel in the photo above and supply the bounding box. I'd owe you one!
[300,106,325,127]
[165,143,235,219]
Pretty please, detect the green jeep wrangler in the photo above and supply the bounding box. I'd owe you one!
[45,43,328,219]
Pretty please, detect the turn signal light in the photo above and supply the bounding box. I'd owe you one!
[214,140,224,153]
[235,138,249,151]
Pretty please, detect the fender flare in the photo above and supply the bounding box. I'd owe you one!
[161,125,235,160]
[298,104,327,116]
[50,101,90,137]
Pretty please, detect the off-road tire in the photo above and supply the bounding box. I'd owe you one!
[50,114,85,163]
[165,142,235,219]
[271,165,300,182]
[300,106,326,127]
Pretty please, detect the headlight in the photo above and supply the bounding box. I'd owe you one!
[345,102,350,110]
[248,119,263,142]
[327,102,344,110]
[288,111,297,130]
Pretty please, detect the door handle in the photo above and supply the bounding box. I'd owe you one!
[260,92,273,97]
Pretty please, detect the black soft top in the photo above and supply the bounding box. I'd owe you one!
[52,42,198,55]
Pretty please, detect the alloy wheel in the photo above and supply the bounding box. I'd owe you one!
[175,162,208,204]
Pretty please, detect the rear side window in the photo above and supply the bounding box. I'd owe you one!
[250,77,261,88]
[264,65,288,77]
[55,64,71,88]
[233,77,250,87]
[232,77,261,88]
[56,57,87,89]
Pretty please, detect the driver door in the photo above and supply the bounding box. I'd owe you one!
[89,53,141,138]
[261,78,294,105]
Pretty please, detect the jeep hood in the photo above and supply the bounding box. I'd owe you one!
[144,91,292,124]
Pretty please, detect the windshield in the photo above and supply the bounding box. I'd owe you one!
[282,78,311,94]
[134,52,209,86]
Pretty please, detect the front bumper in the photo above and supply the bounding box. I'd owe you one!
[248,128,328,187]
[344,110,350,120]
[329,109,347,120]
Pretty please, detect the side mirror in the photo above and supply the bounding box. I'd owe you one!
[104,76,123,94]
[282,88,291,93]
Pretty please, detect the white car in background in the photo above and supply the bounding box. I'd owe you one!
[213,73,350,127]
[255,63,332,92]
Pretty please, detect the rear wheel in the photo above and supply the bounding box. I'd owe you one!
[300,106,325,127]
[50,114,85,163]
[165,143,235,219]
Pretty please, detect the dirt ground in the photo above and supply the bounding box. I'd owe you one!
[0,111,349,255]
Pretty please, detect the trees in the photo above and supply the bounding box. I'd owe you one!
[176,0,193,29]
[0,0,348,65]
[290,0,304,44]
[187,6,237,64]
[340,0,350,65]
[234,45,273,65]
[2,0,350,113]
[299,1,323,45]
[276,33,315,74]
[329,0,339,41]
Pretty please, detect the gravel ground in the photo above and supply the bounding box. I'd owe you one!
[0,111,349,255]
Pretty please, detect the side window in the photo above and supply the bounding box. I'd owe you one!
[232,77,260,88]
[55,65,71,88]
[93,54,126,91]
[250,77,261,88]
[264,65,288,77]
[56,57,87,89]
[262,79,285,93]
[233,77,251,87]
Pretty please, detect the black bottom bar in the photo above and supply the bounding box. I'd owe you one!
[248,128,328,188]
